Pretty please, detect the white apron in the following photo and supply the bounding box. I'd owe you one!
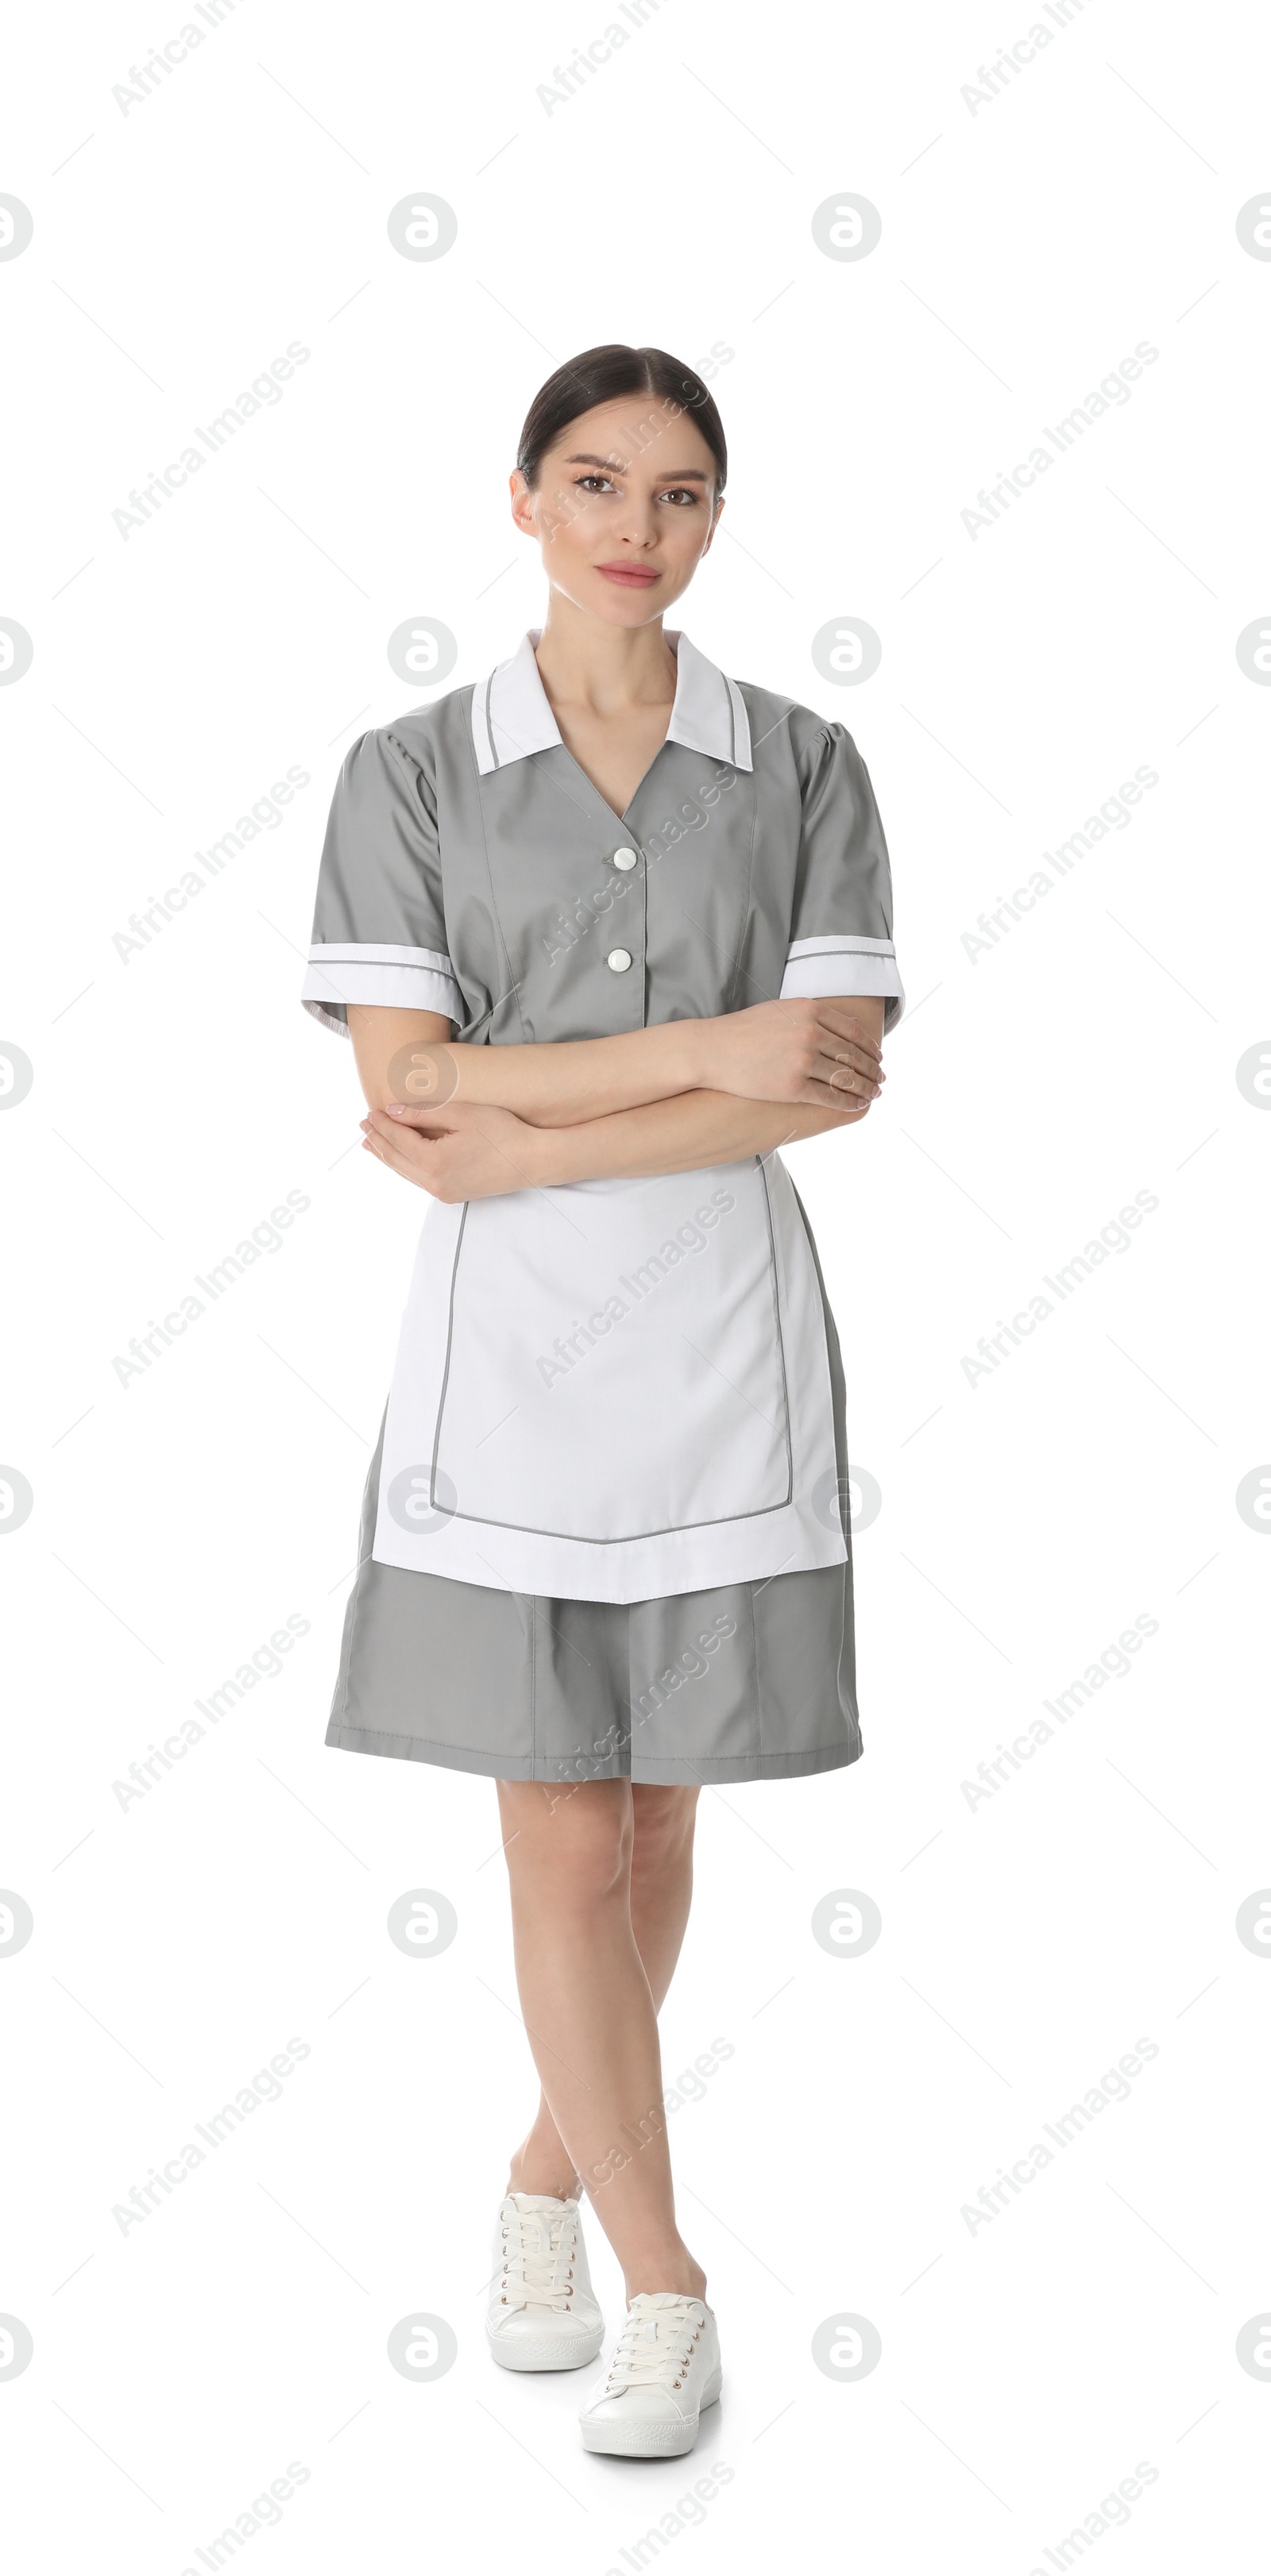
[371,1155,847,1605]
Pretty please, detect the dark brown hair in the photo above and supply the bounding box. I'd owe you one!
[516,344,727,496]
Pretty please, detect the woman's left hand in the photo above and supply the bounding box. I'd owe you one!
[361,1099,545,1201]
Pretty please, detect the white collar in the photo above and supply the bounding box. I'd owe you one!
[470,628,753,777]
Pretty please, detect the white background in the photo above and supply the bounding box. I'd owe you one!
[2,0,1269,2567]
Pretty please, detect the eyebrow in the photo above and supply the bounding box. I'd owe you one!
[562,452,711,482]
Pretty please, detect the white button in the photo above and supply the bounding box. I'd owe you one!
[612,846,638,871]
[606,948,633,973]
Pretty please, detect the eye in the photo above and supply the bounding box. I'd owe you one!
[658,487,700,507]
[573,472,617,493]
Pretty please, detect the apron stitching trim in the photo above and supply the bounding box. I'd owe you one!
[786,1174,851,1563]
[757,1159,794,1505]
[384,1495,801,1546]
[431,1205,469,1506]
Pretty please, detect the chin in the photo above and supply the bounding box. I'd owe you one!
[584,582,674,626]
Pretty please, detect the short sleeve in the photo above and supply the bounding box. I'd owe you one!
[780,723,905,1034]
[300,726,462,1038]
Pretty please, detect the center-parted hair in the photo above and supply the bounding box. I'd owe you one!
[516,343,728,496]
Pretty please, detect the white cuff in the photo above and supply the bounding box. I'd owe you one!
[301,942,461,1035]
[778,934,904,1028]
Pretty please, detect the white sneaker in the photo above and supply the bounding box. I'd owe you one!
[486,2192,604,2372]
[578,2292,722,2456]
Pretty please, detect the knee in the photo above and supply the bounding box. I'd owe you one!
[630,1785,699,1880]
[500,1782,632,1911]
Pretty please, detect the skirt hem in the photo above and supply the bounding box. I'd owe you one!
[323,1721,862,1787]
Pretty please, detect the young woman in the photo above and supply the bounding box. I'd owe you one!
[301,344,905,2458]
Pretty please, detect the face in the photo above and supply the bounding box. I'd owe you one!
[510,394,724,627]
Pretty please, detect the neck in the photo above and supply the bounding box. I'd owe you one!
[532,596,678,715]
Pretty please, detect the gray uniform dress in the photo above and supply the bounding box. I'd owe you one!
[301,629,905,1786]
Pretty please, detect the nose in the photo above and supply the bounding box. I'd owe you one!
[606,492,660,549]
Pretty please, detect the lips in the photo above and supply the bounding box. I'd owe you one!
[597,564,661,587]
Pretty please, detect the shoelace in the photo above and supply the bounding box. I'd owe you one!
[605,2298,701,2391]
[498,2204,579,2313]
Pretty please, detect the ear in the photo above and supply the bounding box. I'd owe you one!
[509,468,537,536]
[701,494,725,555]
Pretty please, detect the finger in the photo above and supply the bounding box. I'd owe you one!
[817,1005,881,1056]
[376,1101,462,1132]
[814,1004,883,1059]
[813,1051,883,1101]
[361,1132,411,1175]
[397,1099,541,1195]
[362,1132,446,1195]
[366,1105,456,1147]
[362,1128,435,1182]
[813,1039,884,1090]
[798,1077,870,1117]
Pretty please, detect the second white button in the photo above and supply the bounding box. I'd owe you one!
[606,948,633,973]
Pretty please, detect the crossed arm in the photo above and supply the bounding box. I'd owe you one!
[349,996,887,1201]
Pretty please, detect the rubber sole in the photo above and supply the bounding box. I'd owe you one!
[488,2324,605,2373]
[579,2370,723,2456]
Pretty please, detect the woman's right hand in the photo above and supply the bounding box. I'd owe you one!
[698,998,885,1111]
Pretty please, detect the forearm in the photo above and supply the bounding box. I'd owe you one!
[350,995,885,1129]
[349,1004,708,1121]
[526,1089,867,1185]
[450,1022,709,1125]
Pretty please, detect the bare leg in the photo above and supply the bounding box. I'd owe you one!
[497,1778,705,2302]
[507,1783,701,2196]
